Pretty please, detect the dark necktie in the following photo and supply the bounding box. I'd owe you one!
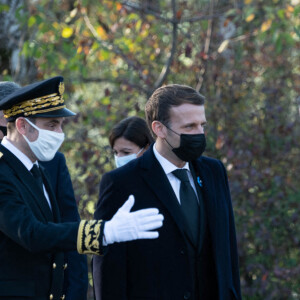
[172,169,200,244]
[30,164,44,192]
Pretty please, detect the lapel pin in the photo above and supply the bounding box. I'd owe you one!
[197,177,202,187]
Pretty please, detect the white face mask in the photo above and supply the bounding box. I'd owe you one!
[114,148,144,168]
[23,118,65,161]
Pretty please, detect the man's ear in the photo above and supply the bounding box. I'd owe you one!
[15,118,27,135]
[152,121,167,139]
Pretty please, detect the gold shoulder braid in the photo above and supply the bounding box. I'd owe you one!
[77,220,105,255]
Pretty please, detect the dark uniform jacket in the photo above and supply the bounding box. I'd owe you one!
[0,145,79,300]
[41,152,88,300]
[93,145,241,300]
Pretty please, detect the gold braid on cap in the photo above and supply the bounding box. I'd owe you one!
[3,82,66,118]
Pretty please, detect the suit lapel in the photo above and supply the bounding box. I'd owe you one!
[139,147,195,246]
[0,145,53,222]
[194,158,218,251]
[189,163,206,252]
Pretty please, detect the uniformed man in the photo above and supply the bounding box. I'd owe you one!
[0,81,89,300]
[0,76,164,300]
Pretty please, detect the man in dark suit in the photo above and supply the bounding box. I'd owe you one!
[93,84,241,300]
[0,81,89,300]
[0,76,164,300]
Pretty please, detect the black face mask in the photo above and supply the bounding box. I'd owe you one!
[0,126,7,137]
[164,125,206,162]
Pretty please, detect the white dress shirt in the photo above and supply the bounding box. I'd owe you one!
[153,143,199,204]
[1,137,52,209]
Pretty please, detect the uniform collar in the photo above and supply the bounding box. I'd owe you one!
[1,136,36,171]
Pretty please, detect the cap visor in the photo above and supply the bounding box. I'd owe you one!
[32,108,76,118]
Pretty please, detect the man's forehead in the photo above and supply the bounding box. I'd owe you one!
[169,104,205,118]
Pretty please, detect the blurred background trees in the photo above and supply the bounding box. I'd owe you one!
[1,0,299,298]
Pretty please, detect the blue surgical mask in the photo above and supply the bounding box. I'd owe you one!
[114,148,144,168]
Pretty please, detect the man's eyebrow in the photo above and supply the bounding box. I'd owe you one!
[47,119,60,124]
[120,147,133,151]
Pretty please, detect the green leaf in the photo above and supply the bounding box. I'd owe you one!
[275,36,283,54]
[135,19,142,32]
[277,9,285,20]
[294,26,300,38]
[28,16,36,28]
[101,96,110,105]
[0,4,10,12]
[293,5,300,16]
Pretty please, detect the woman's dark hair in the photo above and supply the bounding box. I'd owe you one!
[109,116,154,149]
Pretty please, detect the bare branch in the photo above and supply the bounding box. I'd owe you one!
[83,14,142,72]
[121,1,174,23]
[196,0,215,92]
[121,1,231,24]
[180,12,225,23]
[153,0,178,90]
[81,76,151,96]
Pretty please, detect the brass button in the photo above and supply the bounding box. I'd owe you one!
[53,263,56,269]
[61,295,65,300]
[63,263,68,270]
[49,295,54,300]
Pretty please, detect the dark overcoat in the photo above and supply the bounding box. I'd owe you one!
[93,146,241,300]
[0,145,78,300]
[41,152,88,300]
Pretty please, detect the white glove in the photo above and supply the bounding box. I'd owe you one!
[104,195,164,245]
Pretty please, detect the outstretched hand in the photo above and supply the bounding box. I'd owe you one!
[104,195,164,245]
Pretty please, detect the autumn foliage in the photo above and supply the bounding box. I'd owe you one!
[0,0,299,298]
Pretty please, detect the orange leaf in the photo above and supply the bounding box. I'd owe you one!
[97,26,108,40]
[215,136,224,150]
[116,3,122,11]
[176,10,182,20]
[261,19,272,32]
[246,14,255,22]
[262,274,268,281]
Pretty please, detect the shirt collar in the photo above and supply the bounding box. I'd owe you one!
[1,137,36,171]
[153,142,190,175]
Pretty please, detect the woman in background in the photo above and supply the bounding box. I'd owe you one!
[109,116,154,168]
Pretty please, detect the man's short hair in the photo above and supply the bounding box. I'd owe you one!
[145,84,205,136]
[0,82,21,100]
